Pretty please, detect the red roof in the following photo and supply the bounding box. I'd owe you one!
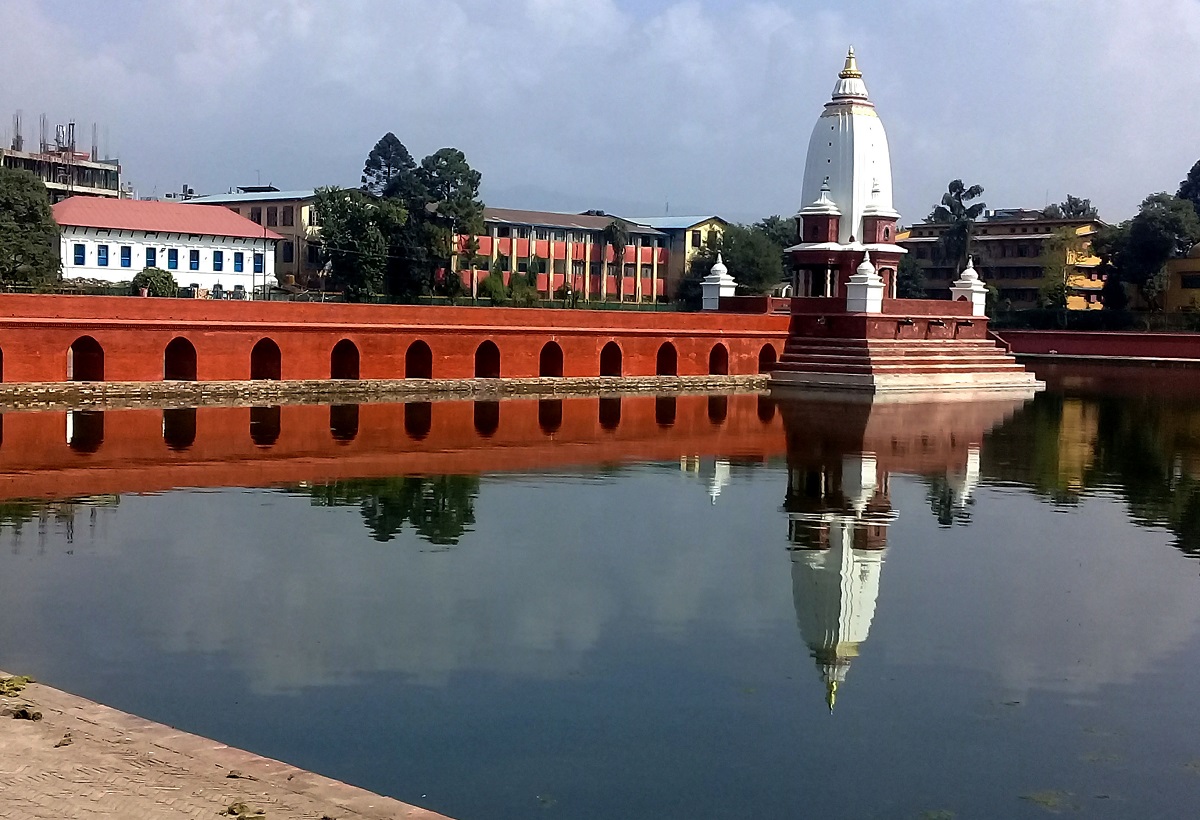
[51,197,283,240]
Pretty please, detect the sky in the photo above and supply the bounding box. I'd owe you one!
[3,0,1198,225]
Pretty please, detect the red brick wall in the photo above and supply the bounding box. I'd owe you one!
[999,330,1200,359]
[0,294,789,383]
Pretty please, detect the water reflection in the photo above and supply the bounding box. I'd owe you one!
[537,399,563,435]
[162,408,197,452]
[404,401,431,440]
[780,396,1014,709]
[249,406,281,447]
[329,404,359,443]
[67,410,104,454]
[10,385,1200,819]
[307,476,478,547]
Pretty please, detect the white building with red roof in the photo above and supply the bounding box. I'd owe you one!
[52,197,282,296]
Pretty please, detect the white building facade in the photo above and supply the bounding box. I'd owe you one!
[52,197,280,296]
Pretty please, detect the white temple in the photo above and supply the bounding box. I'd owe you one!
[792,47,905,256]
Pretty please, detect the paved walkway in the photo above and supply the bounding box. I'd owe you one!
[0,672,451,819]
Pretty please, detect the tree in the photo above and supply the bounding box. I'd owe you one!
[896,254,926,298]
[0,168,60,286]
[1179,159,1200,219]
[361,132,416,196]
[382,146,485,300]
[132,267,177,296]
[478,261,509,304]
[928,179,986,274]
[753,215,796,249]
[1041,194,1099,220]
[602,219,630,299]
[677,223,785,308]
[1093,193,1200,310]
[313,186,405,301]
[1037,226,1085,309]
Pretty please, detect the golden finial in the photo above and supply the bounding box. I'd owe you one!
[839,46,862,79]
[825,680,839,713]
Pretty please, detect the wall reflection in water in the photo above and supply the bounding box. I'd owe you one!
[0,393,784,507]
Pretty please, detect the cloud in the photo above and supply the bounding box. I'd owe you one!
[1,0,1197,220]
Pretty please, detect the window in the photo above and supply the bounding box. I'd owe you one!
[189,250,200,271]
[168,249,178,270]
[234,252,244,272]
[281,241,294,264]
[496,226,511,238]
[1182,274,1200,290]
[282,206,294,227]
[120,246,132,268]
[253,252,264,274]
[552,230,565,241]
[213,250,224,272]
[306,243,318,264]
[73,243,85,265]
[97,244,109,266]
[691,230,702,248]
[266,206,278,226]
[535,229,549,241]
[624,264,635,278]
[146,247,157,268]
[250,207,262,224]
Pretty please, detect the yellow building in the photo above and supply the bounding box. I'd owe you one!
[625,216,727,297]
[187,188,322,287]
[1163,243,1200,312]
[898,211,1106,309]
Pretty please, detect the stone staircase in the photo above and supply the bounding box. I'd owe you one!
[770,336,1043,394]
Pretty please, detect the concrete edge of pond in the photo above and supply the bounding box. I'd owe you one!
[0,374,769,412]
[0,670,453,819]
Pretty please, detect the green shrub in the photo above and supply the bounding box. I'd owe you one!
[478,272,509,305]
[131,267,177,297]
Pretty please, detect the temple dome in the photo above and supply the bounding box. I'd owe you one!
[799,47,897,245]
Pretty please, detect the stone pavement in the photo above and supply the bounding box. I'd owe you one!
[0,672,451,819]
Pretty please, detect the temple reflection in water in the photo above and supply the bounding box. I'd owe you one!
[779,395,1028,710]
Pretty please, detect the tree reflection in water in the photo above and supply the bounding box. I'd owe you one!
[982,385,1200,556]
[305,475,480,548]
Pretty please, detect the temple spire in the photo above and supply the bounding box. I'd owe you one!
[839,46,862,79]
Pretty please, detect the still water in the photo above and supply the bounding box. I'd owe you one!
[3,378,1200,819]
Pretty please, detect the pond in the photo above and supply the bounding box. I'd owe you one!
[2,375,1200,819]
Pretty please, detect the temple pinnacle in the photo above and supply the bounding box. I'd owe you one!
[839,46,862,79]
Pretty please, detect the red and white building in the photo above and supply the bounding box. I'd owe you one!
[453,208,669,302]
[53,197,281,296]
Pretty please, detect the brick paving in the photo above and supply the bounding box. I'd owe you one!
[0,672,451,819]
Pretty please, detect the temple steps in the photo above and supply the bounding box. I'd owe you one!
[770,336,1042,395]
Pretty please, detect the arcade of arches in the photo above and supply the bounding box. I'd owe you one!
[0,295,788,384]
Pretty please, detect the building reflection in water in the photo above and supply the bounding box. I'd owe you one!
[778,394,1029,710]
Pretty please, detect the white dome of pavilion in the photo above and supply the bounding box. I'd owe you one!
[799,47,897,245]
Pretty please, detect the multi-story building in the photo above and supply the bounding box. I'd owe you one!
[1164,243,1200,312]
[898,210,1106,310]
[453,208,670,302]
[53,196,280,296]
[186,188,320,287]
[2,126,122,203]
[622,216,727,296]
